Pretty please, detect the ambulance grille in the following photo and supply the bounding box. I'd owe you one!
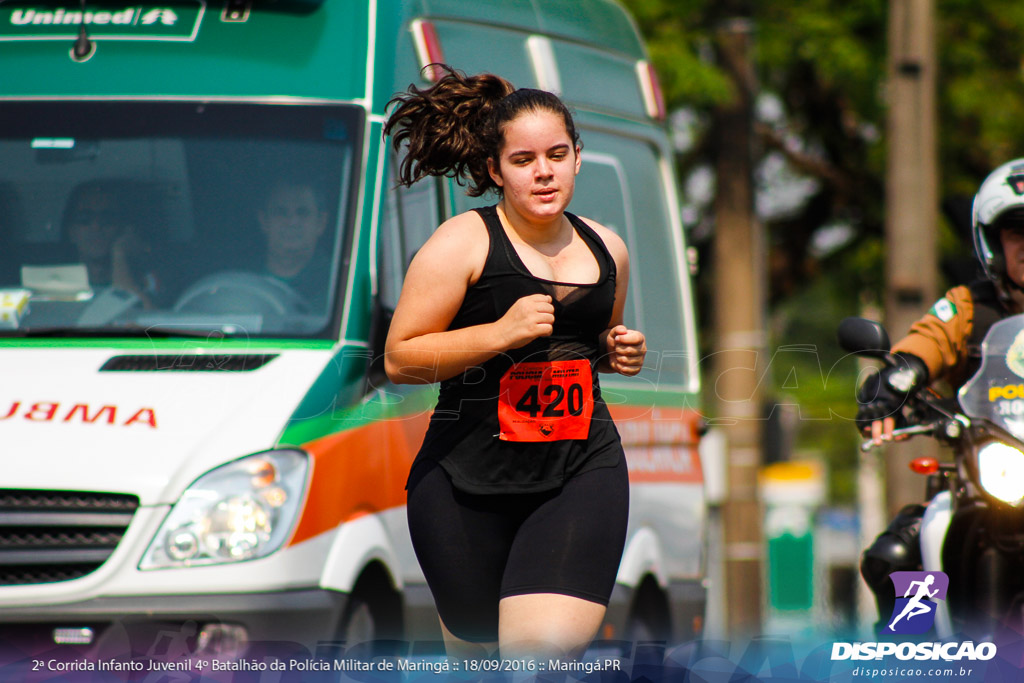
[0,490,138,585]
[100,354,277,372]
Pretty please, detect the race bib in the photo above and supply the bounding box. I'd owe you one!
[497,359,593,442]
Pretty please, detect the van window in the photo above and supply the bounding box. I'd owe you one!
[431,20,535,89]
[570,154,641,334]
[571,134,693,389]
[581,134,692,389]
[552,41,647,120]
[379,159,442,310]
[0,101,362,339]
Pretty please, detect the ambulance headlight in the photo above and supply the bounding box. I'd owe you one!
[140,450,309,569]
[977,442,1024,507]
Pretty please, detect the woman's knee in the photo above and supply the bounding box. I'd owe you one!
[439,618,497,660]
[498,593,606,659]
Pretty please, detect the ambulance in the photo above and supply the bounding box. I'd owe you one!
[0,0,706,659]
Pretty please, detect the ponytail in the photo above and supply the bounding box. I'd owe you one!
[384,65,514,197]
[385,64,582,198]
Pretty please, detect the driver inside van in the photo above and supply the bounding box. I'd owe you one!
[256,178,332,312]
[63,179,159,308]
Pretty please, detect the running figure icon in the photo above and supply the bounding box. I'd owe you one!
[888,574,939,631]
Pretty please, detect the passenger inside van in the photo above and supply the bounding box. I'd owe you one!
[62,179,161,308]
[0,182,24,284]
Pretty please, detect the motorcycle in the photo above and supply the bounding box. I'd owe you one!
[840,314,1024,638]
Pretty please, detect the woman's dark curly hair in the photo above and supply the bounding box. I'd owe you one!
[384,64,581,197]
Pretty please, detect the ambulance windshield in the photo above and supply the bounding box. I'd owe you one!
[0,101,361,339]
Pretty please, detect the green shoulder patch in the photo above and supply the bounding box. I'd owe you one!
[929,298,957,323]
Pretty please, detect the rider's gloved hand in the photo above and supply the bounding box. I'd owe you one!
[855,352,929,440]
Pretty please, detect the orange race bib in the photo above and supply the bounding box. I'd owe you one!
[497,359,593,442]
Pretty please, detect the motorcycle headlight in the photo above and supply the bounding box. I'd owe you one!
[140,450,308,570]
[977,442,1024,506]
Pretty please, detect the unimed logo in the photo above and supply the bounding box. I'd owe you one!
[884,570,948,635]
[0,2,204,41]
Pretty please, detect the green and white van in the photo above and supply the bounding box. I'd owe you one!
[0,0,706,658]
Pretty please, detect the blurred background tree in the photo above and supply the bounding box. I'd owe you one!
[620,0,1024,501]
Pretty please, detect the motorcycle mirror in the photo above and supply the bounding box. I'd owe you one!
[837,317,891,358]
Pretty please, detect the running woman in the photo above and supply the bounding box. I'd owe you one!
[383,66,646,660]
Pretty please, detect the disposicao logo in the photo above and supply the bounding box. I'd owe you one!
[831,569,998,663]
[884,570,948,635]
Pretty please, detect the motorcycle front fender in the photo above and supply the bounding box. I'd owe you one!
[921,490,954,638]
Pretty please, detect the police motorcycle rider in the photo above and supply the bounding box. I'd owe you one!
[857,158,1024,627]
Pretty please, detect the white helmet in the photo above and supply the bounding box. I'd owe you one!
[972,158,1024,283]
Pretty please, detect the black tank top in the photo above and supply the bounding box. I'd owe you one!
[410,205,624,494]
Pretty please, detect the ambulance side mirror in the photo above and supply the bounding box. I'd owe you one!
[367,298,393,390]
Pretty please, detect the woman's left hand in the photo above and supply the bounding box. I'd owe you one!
[602,324,646,376]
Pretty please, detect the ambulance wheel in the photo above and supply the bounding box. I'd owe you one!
[626,579,671,644]
[337,567,403,657]
[341,596,377,646]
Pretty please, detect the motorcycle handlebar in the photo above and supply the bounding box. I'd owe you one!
[859,422,940,452]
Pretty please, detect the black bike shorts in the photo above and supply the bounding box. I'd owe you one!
[406,457,629,643]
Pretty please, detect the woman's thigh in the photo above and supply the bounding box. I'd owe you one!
[406,457,629,643]
[406,462,518,642]
[501,458,630,604]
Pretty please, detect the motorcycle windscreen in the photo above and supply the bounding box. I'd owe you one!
[959,312,1024,439]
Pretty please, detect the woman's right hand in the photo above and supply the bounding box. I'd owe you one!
[498,294,555,349]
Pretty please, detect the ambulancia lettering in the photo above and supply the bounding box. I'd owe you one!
[0,401,157,428]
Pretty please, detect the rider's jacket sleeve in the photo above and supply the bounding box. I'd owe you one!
[891,285,974,384]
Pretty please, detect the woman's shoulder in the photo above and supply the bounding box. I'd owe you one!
[429,208,490,246]
[411,208,491,281]
[571,214,628,260]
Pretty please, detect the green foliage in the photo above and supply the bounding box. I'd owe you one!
[767,274,868,503]
[620,0,1024,257]
[623,0,734,108]
[619,0,1024,500]
[940,1,1024,185]
[758,1,885,104]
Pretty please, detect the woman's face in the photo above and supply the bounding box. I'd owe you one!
[487,109,581,224]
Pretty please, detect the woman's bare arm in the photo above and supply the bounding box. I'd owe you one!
[384,212,555,384]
